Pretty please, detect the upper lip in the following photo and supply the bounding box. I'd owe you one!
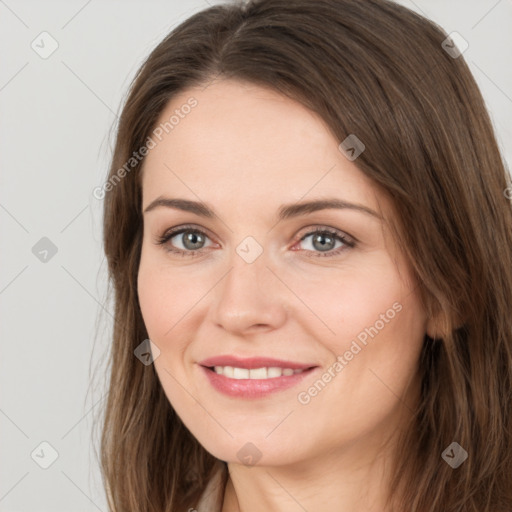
[198,355,317,370]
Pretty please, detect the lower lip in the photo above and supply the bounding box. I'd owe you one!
[199,365,317,399]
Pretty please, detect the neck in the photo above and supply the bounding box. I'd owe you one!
[221,415,408,512]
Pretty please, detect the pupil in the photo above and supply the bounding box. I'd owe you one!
[313,233,334,252]
[184,231,203,250]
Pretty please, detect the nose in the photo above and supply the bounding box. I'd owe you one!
[208,251,288,336]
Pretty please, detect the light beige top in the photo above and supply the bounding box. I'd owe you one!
[195,461,228,512]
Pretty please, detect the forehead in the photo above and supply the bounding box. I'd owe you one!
[141,79,383,215]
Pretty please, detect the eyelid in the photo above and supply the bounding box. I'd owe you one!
[295,224,357,244]
[155,223,217,252]
[158,223,215,243]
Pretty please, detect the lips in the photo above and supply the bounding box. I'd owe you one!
[198,355,317,370]
[197,355,319,399]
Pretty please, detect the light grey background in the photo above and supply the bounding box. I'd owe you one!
[1,1,511,510]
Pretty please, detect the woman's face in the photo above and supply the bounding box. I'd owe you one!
[137,79,429,467]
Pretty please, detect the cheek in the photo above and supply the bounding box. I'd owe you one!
[137,265,170,340]
[285,260,409,346]
[137,253,203,343]
[289,261,425,399]
[310,270,425,404]
[137,255,201,412]
[288,278,425,447]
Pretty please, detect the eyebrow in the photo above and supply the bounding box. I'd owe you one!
[143,196,382,220]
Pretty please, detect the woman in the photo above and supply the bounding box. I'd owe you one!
[97,0,512,510]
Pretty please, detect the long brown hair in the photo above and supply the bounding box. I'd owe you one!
[95,0,512,510]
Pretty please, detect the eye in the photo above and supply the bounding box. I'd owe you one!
[154,224,356,258]
[155,225,214,256]
[293,227,355,257]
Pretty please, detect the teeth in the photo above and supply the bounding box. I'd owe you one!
[233,367,249,379]
[249,367,267,379]
[212,366,306,379]
[267,367,282,378]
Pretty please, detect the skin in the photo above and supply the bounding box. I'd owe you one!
[137,79,436,511]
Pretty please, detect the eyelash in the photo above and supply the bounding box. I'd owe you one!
[154,224,356,258]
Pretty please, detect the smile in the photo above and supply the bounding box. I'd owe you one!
[211,366,306,379]
[199,364,318,399]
